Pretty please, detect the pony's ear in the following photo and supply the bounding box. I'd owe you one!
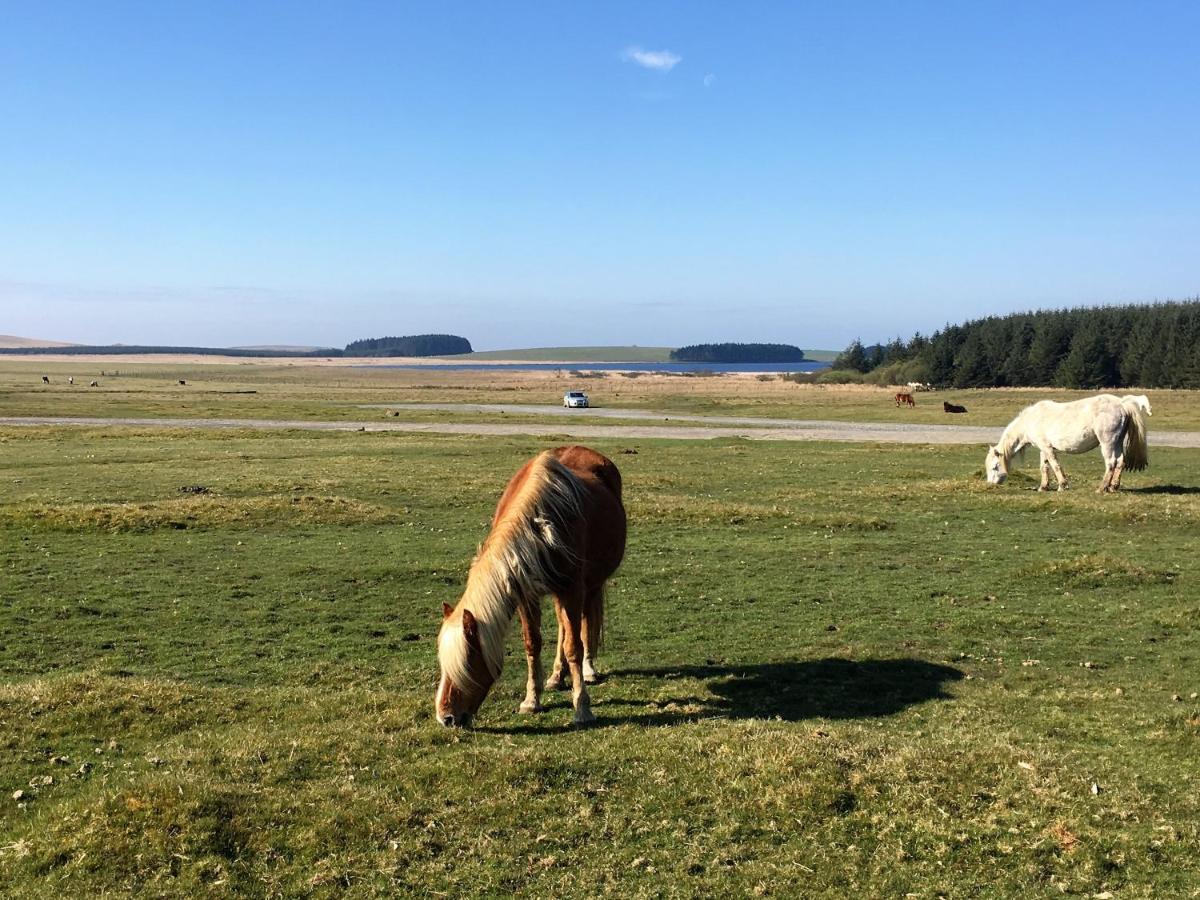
[461,608,478,643]
[442,602,454,620]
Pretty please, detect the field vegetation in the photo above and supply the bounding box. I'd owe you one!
[4,361,1200,432]
[2,405,1198,896]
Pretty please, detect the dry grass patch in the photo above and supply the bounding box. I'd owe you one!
[629,495,892,530]
[1,495,398,532]
[1019,554,1177,588]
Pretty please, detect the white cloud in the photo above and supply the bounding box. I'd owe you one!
[622,46,681,72]
[703,73,716,88]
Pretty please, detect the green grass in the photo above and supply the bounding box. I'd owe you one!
[2,424,1198,897]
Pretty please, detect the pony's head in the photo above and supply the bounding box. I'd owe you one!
[434,602,496,727]
[984,445,1008,484]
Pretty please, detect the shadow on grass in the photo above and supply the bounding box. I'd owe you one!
[481,658,963,735]
[1123,484,1200,495]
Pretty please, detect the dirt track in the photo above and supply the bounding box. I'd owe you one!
[4,405,1200,447]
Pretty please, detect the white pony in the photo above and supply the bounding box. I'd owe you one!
[985,394,1149,493]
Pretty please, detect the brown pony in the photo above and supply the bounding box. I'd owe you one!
[895,392,915,408]
[435,445,626,727]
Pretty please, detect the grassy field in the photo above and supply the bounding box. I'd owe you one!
[4,360,1199,431]
[2,411,1197,896]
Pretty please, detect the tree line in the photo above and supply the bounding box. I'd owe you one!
[343,334,472,357]
[832,300,1200,388]
[671,342,806,363]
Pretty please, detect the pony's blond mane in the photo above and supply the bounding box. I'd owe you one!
[439,452,584,690]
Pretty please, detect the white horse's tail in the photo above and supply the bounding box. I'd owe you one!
[1120,397,1149,471]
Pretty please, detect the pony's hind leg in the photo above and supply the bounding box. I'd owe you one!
[545,598,568,691]
[581,584,604,684]
[1109,455,1126,491]
[1102,452,1126,493]
[555,596,594,725]
[517,602,545,713]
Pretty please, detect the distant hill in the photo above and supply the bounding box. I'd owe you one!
[800,348,840,363]
[0,334,77,348]
[460,346,674,362]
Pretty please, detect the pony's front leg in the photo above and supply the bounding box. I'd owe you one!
[1038,452,1051,491]
[1046,450,1069,490]
[556,600,594,725]
[517,602,545,714]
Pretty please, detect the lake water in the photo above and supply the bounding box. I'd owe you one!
[363,360,830,374]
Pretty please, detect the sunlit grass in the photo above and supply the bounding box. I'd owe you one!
[2,425,1198,896]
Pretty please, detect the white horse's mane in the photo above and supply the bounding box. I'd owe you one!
[995,413,1031,467]
[439,452,584,690]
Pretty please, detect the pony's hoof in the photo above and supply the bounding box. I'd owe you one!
[519,701,545,714]
[544,675,567,692]
[572,709,596,727]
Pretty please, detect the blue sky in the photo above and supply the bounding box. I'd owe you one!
[2,2,1198,350]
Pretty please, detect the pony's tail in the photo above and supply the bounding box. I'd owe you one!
[1121,398,1150,471]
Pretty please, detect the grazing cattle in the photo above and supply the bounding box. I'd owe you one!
[68,377,74,385]
[42,375,50,384]
[943,402,968,414]
[89,380,99,387]
[894,392,915,408]
[179,379,187,385]
[907,381,933,392]
[985,394,1149,493]
[436,445,626,727]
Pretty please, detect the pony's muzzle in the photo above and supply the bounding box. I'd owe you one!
[440,712,472,728]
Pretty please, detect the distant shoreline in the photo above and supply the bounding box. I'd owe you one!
[0,352,831,372]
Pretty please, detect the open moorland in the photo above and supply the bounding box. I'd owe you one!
[1,360,1198,897]
[3,359,1200,432]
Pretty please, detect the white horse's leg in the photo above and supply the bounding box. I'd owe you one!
[1046,450,1069,490]
[517,603,545,713]
[1097,452,1116,493]
[1108,453,1126,492]
[1104,458,1123,494]
[1038,451,1052,491]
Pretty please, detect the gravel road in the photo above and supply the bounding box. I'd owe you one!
[4,406,1200,447]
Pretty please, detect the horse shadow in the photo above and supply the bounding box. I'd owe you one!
[1124,485,1200,495]
[481,658,963,734]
